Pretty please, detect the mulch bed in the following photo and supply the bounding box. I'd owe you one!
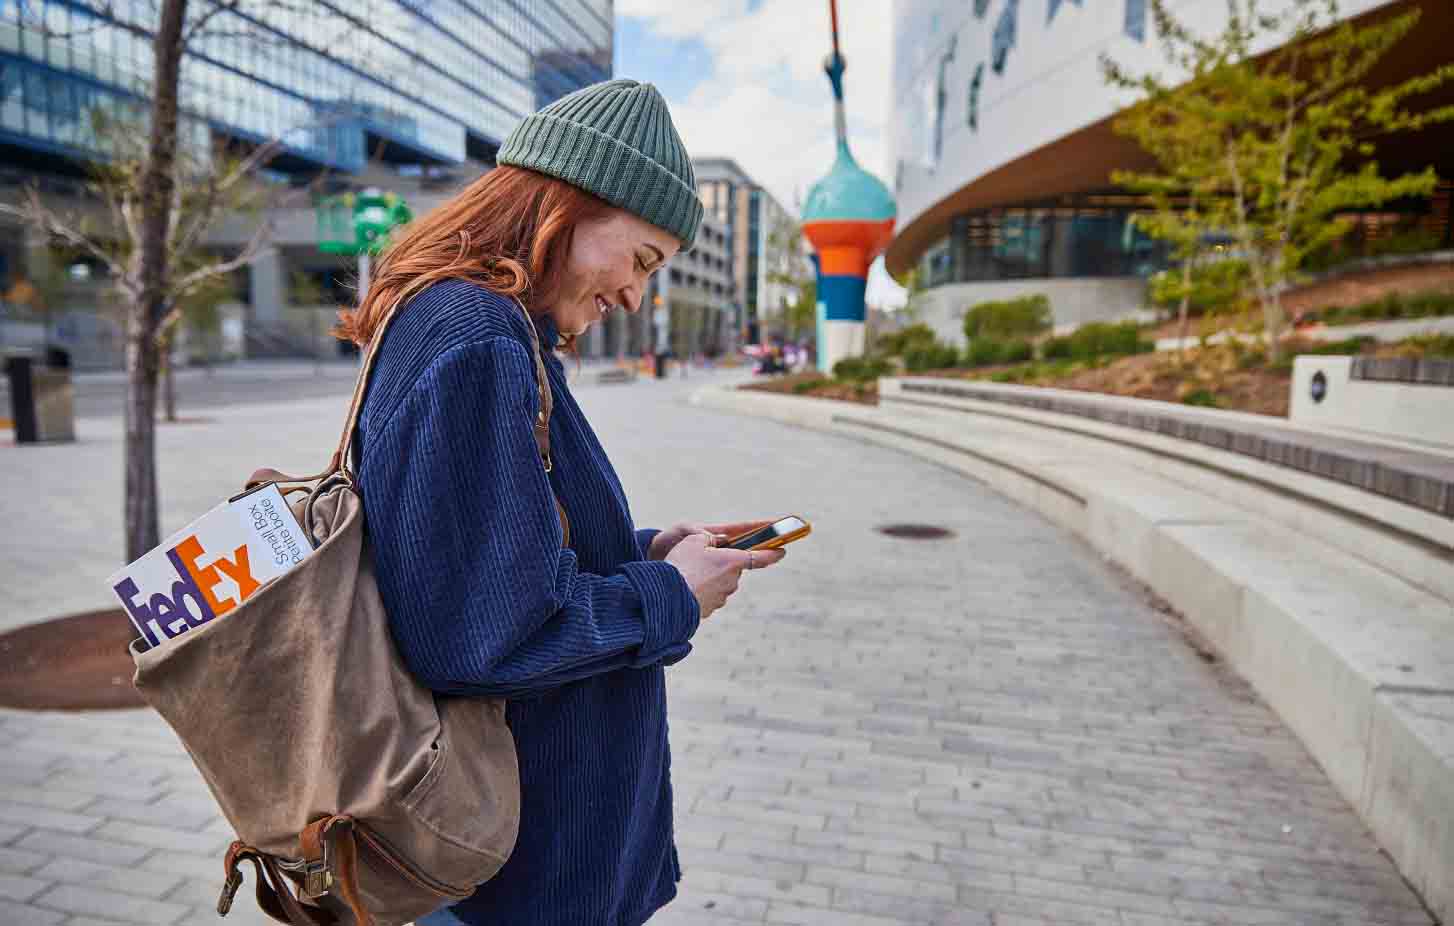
[739,373,879,405]
[0,609,145,710]
[740,353,1292,416]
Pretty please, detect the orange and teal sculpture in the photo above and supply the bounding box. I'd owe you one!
[801,0,896,373]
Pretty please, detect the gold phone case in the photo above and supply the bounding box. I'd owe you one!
[728,516,812,551]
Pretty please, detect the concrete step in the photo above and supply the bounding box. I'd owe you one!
[693,382,1454,923]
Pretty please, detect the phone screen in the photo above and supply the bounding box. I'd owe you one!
[727,517,806,551]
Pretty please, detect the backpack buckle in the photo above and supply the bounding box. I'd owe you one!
[278,839,333,899]
[302,854,334,898]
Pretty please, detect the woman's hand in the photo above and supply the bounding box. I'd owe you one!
[664,533,786,621]
[648,520,774,560]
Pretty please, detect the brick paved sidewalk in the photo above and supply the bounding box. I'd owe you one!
[0,372,1434,925]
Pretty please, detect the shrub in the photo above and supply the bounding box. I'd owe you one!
[904,342,960,372]
[1001,339,1033,364]
[1042,322,1152,362]
[1182,389,1220,407]
[791,379,826,395]
[962,294,1052,342]
[964,339,1002,367]
[1319,290,1454,325]
[1393,333,1454,358]
[832,355,894,382]
[1301,335,1375,356]
[1147,259,1251,316]
[1041,335,1072,360]
[965,338,1035,367]
[876,323,939,357]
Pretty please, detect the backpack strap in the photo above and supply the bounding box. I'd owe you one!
[219,841,339,926]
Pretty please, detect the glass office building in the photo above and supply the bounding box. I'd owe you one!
[0,0,612,175]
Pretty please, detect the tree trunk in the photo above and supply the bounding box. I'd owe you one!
[124,318,161,563]
[1177,257,1192,367]
[162,340,177,422]
[1263,288,1286,358]
[124,0,188,562]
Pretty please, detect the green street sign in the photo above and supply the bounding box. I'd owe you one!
[317,189,413,256]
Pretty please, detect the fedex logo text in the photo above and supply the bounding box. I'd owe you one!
[115,535,260,647]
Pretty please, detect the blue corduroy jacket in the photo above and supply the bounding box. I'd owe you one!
[354,279,701,926]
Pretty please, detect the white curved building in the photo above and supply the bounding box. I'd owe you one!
[886,0,1453,342]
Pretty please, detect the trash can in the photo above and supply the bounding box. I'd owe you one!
[5,348,76,444]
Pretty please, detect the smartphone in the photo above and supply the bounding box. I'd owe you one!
[725,516,812,551]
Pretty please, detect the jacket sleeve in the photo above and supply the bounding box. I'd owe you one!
[635,528,660,561]
[359,337,700,698]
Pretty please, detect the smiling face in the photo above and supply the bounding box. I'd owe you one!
[550,208,682,337]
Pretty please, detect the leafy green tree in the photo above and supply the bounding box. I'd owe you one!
[1102,0,1454,360]
[765,215,817,344]
[896,268,930,326]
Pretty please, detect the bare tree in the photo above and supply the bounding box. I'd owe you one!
[1,0,342,562]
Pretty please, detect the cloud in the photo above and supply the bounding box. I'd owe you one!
[619,0,905,307]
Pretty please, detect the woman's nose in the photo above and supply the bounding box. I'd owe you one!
[619,285,642,313]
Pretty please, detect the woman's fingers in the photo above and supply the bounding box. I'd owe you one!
[745,546,787,569]
[704,519,774,539]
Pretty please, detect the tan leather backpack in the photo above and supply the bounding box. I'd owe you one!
[130,294,566,926]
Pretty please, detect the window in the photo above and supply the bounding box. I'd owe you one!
[992,0,1017,75]
[967,63,983,131]
[1125,0,1147,41]
[1047,0,1081,23]
[921,194,1172,286]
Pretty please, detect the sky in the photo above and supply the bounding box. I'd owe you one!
[613,0,906,308]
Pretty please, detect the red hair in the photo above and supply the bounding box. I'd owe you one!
[335,166,614,347]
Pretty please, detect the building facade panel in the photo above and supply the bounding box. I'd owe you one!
[889,0,1397,279]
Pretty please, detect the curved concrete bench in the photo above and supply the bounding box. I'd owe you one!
[691,378,1454,922]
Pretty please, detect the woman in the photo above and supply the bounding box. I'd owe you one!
[337,79,786,926]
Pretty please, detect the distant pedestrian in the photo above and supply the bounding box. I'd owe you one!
[334,79,786,926]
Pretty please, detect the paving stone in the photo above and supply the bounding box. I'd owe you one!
[719,835,863,871]
[803,865,956,902]
[687,871,830,908]
[0,873,50,902]
[664,887,770,923]
[764,902,907,926]
[29,883,189,924]
[91,821,225,855]
[29,858,184,900]
[828,886,991,925]
[0,847,50,875]
[13,831,149,868]
[0,804,102,836]
[0,789,96,813]
[41,773,165,804]
[0,899,63,926]
[675,848,806,885]
[80,798,214,832]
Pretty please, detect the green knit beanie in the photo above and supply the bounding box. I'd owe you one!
[498,79,703,248]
